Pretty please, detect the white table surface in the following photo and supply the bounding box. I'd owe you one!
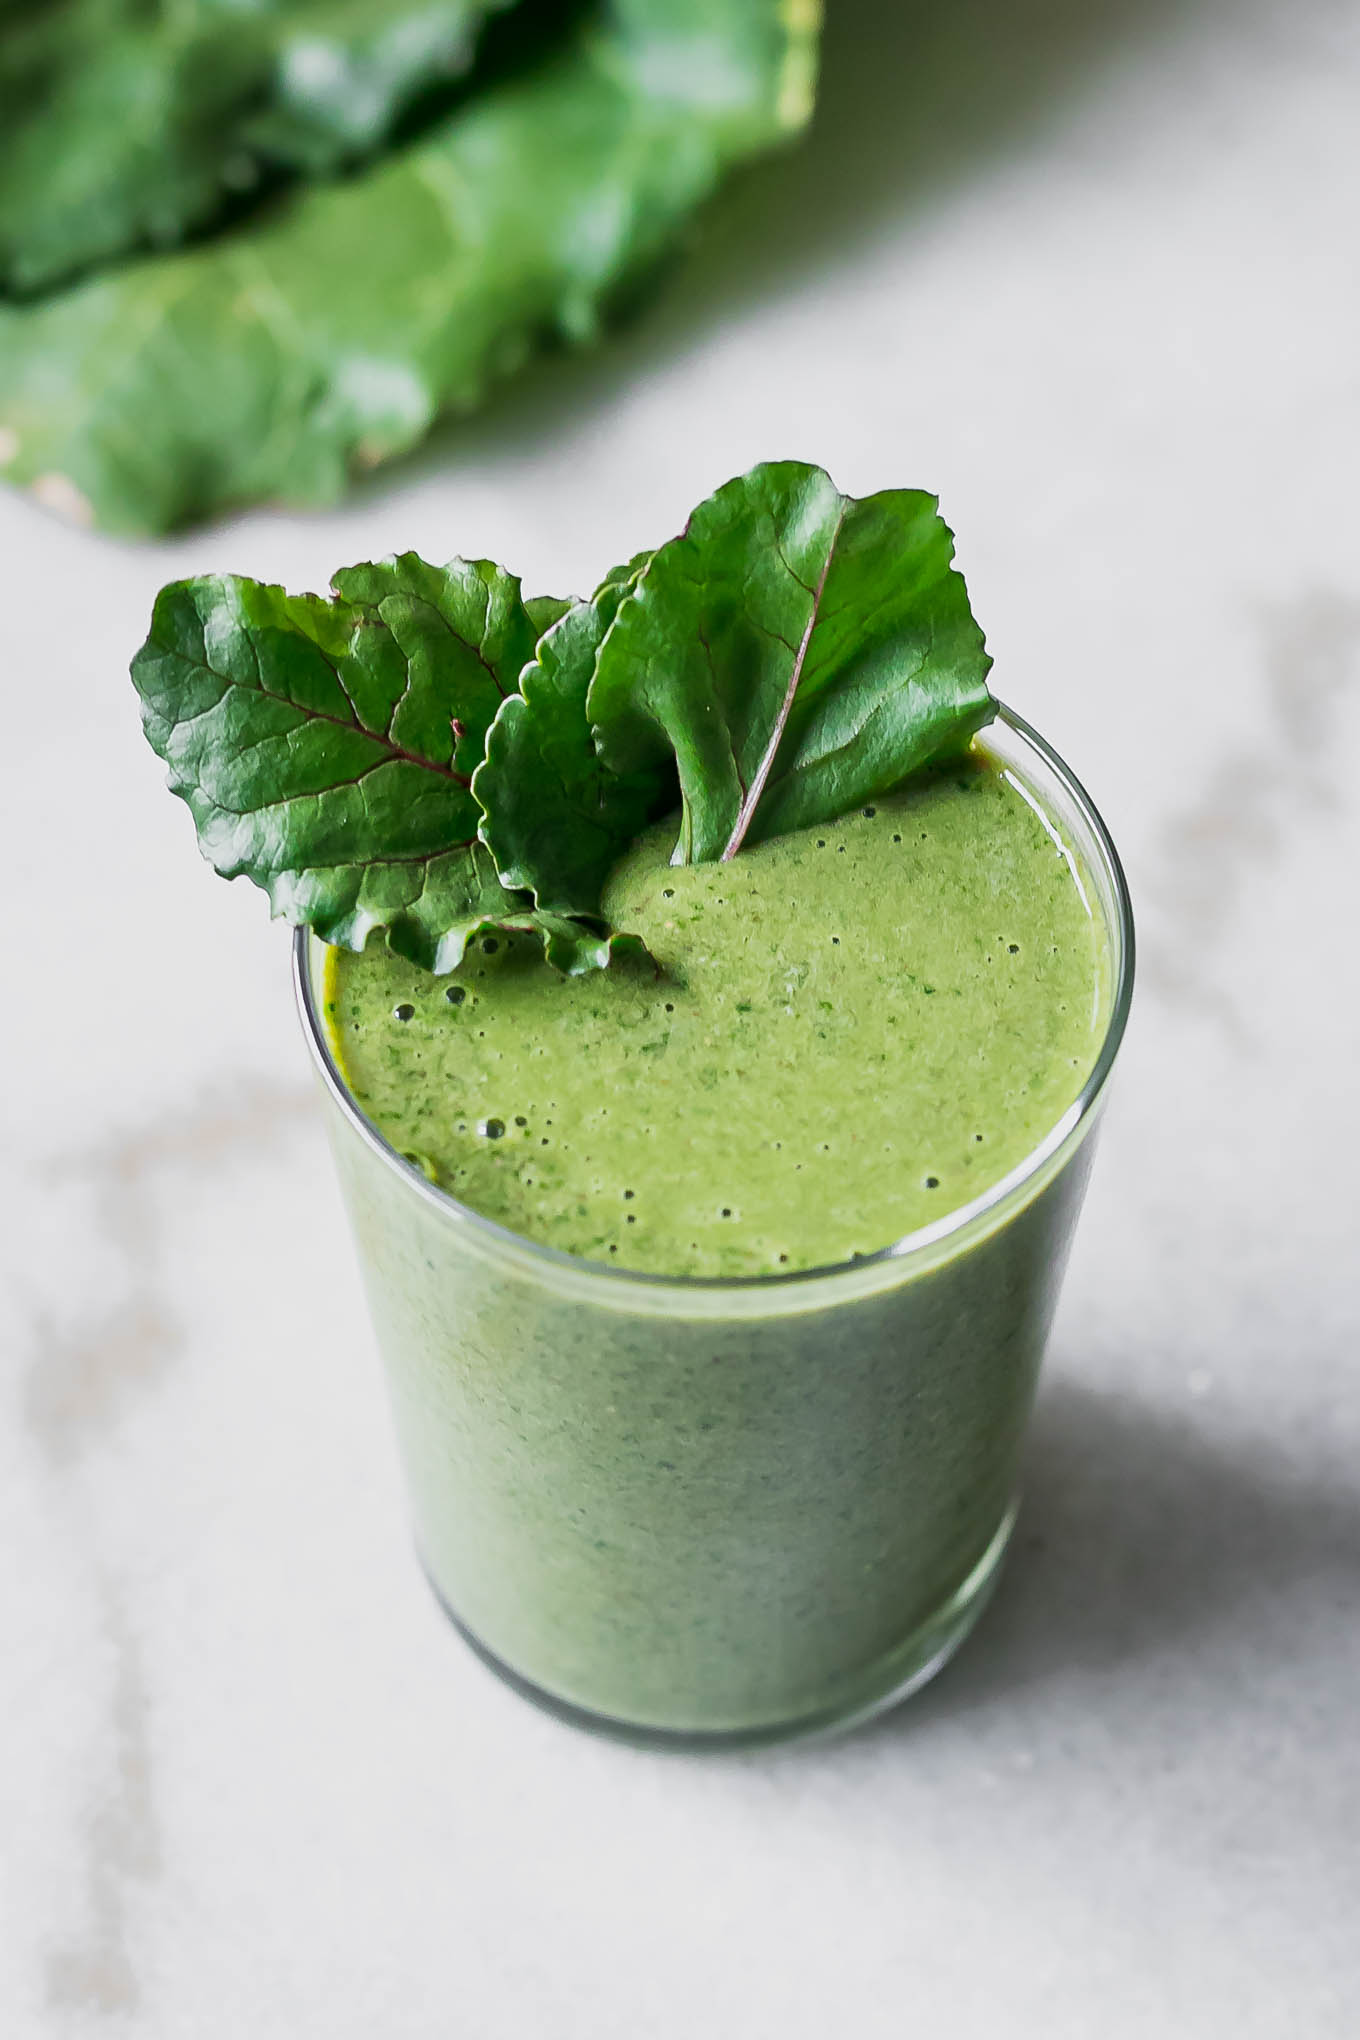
[4,0,1359,2032]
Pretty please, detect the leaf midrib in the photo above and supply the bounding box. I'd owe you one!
[163,632,472,788]
[719,501,844,861]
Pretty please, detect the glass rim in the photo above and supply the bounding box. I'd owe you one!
[293,703,1135,1307]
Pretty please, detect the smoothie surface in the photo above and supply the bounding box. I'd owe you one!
[323,754,1110,1277]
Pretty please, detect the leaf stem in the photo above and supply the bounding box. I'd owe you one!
[719,507,842,861]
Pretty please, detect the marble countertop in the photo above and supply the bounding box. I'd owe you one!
[3,0,1358,2032]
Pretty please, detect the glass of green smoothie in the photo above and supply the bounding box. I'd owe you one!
[293,704,1133,1745]
[127,457,1133,1742]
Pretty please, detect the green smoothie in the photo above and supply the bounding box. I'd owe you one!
[325,756,1108,1276]
[301,721,1129,1739]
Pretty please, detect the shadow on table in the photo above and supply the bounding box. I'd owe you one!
[376,0,1236,489]
[870,1376,1360,1739]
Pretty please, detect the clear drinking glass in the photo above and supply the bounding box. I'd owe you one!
[294,707,1134,1745]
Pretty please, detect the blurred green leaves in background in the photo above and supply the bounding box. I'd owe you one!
[0,0,821,533]
[0,0,516,296]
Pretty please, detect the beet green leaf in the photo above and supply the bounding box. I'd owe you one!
[131,563,626,973]
[587,461,996,865]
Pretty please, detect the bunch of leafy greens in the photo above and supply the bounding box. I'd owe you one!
[131,460,997,975]
[0,0,821,533]
[0,0,514,297]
